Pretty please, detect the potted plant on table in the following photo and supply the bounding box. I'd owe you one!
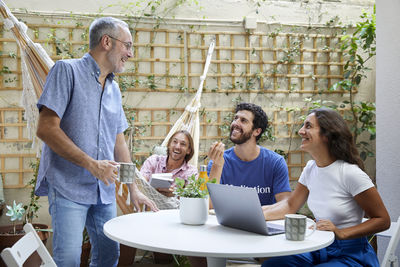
[174,174,216,225]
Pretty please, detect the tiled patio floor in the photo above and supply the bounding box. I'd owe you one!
[118,250,261,267]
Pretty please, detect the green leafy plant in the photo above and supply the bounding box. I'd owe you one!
[172,254,191,267]
[2,160,51,236]
[23,158,41,224]
[174,174,216,198]
[5,201,25,234]
[329,8,376,160]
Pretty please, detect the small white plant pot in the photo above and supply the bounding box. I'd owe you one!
[179,197,208,225]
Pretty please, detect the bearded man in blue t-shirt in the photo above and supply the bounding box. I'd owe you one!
[207,102,291,205]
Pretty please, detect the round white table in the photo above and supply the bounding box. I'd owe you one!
[104,210,334,267]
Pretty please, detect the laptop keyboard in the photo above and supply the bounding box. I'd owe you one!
[268,226,284,234]
[266,222,285,234]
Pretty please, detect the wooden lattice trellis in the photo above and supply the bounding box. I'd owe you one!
[0,15,358,188]
[185,31,349,94]
[0,154,36,189]
[0,20,352,94]
[0,107,30,142]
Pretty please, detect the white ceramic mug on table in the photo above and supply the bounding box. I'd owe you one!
[285,214,316,241]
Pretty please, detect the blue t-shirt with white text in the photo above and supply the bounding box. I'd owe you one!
[207,147,290,205]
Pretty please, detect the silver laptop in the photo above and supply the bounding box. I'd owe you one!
[207,183,285,236]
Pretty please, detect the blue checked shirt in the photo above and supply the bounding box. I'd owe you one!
[35,53,128,204]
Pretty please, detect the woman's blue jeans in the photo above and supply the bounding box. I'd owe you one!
[48,186,119,267]
[262,237,378,267]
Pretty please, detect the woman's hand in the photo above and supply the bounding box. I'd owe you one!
[315,219,345,239]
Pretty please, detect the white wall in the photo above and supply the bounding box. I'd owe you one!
[6,0,373,25]
[376,0,400,262]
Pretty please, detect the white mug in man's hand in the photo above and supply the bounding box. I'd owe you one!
[116,162,136,184]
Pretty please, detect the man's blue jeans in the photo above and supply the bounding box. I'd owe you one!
[48,186,119,267]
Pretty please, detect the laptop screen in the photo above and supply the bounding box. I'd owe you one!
[207,183,284,235]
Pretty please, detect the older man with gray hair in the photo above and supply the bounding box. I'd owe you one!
[35,17,158,266]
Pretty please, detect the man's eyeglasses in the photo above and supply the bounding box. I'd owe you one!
[107,35,132,50]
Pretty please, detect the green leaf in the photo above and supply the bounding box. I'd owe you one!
[343,70,351,79]
[330,83,338,91]
[360,114,369,123]
[354,75,361,85]
[341,35,350,41]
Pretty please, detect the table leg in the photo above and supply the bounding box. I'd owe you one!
[207,257,226,267]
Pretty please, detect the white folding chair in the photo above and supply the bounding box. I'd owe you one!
[380,216,400,267]
[1,223,56,267]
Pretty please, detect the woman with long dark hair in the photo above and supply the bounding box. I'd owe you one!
[262,108,390,266]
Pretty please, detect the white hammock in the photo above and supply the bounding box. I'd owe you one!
[0,0,53,153]
[119,41,215,211]
[160,40,215,167]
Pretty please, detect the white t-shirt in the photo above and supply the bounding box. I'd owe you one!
[299,160,374,229]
